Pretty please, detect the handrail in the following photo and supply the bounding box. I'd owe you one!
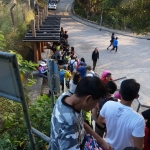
[136,99,150,112]
[113,77,127,82]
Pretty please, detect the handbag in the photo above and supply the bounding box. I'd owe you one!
[82,134,103,150]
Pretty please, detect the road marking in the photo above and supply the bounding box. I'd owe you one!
[65,1,73,12]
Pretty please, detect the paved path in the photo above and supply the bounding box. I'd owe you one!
[49,0,150,112]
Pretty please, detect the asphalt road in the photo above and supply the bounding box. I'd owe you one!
[49,0,150,111]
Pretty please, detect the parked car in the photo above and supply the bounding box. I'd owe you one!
[49,0,59,4]
[48,2,57,10]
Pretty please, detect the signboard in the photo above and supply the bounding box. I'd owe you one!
[53,74,60,93]
[0,52,22,102]
[47,59,60,92]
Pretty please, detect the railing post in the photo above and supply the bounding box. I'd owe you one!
[10,3,16,26]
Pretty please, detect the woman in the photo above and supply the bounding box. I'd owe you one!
[92,47,99,71]
[101,70,113,84]
[69,72,81,94]
[38,62,47,78]
[79,57,87,66]
[60,27,64,38]
[71,47,77,58]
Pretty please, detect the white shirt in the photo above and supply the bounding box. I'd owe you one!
[69,79,77,94]
[100,101,145,150]
[68,59,77,73]
[86,70,95,77]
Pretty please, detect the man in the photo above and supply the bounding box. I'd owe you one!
[107,33,115,50]
[77,62,86,78]
[98,79,145,150]
[86,66,96,77]
[48,76,112,150]
[63,31,68,42]
[92,47,99,71]
[68,56,77,75]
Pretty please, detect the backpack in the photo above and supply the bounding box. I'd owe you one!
[88,72,99,78]
[95,97,117,130]
[59,70,66,82]
[99,97,117,110]
[69,61,75,72]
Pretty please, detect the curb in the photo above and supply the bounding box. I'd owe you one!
[69,2,150,40]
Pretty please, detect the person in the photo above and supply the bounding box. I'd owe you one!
[63,51,71,64]
[64,66,71,89]
[110,37,118,53]
[92,81,118,138]
[92,47,99,71]
[59,66,71,91]
[79,57,87,66]
[101,70,113,84]
[69,71,81,94]
[56,42,61,51]
[107,33,115,50]
[77,62,86,78]
[68,56,78,75]
[98,79,145,150]
[60,27,64,38]
[86,66,96,77]
[142,108,150,150]
[70,46,77,58]
[38,61,47,78]
[63,31,68,42]
[48,76,112,150]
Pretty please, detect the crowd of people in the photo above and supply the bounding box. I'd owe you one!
[37,28,149,150]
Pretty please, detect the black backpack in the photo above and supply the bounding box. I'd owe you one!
[68,61,75,72]
[96,97,118,130]
[88,72,99,78]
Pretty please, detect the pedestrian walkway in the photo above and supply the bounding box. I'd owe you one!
[58,1,150,113]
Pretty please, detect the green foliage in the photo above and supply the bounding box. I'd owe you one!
[0,2,34,58]
[9,50,38,74]
[0,31,6,51]
[75,0,150,34]
[0,94,53,150]
[74,0,86,18]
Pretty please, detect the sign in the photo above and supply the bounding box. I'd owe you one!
[0,52,22,102]
[47,59,60,92]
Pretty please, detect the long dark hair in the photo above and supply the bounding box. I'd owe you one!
[73,72,81,85]
[80,57,85,62]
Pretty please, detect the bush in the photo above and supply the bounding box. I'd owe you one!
[74,0,86,18]
[0,94,53,150]
[0,3,35,60]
